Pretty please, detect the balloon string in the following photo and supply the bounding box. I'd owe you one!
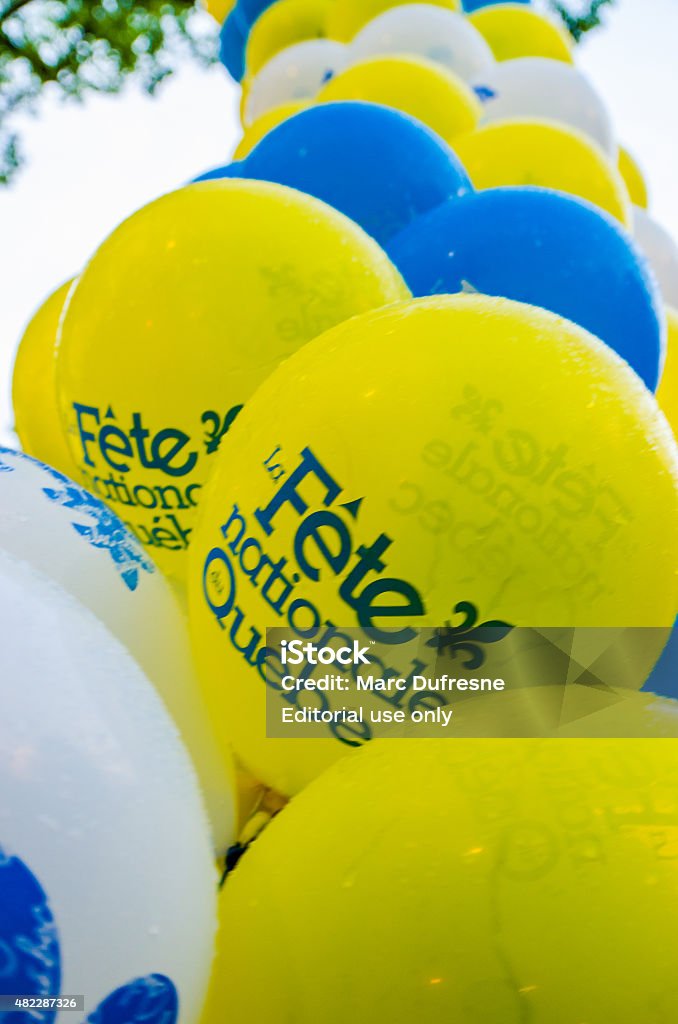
[220,786,289,885]
[220,806,282,886]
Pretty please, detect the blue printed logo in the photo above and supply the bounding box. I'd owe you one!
[0,449,154,592]
[84,976,178,1024]
[0,847,60,1024]
[0,847,178,1024]
[473,85,497,103]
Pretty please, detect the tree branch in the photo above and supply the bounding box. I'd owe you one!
[550,0,616,41]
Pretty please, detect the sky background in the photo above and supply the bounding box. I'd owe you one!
[1,0,677,446]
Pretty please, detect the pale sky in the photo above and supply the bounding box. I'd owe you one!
[1,0,677,446]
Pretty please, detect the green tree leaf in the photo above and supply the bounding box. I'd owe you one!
[0,0,218,183]
[549,0,617,42]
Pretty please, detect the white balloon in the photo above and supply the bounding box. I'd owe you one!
[0,446,235,853]
[0,551,216,1022]
[634,207,678,308]
[244,39,349,126]
[475,57,615,157]
[349,4,494,85]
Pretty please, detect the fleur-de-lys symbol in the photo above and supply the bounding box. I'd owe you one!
[0,846,178,1024]
[259,263,299,298]
[201,405,243,455]
[426,601,514,670]
[40,471,154,593]
[0,447,154,593]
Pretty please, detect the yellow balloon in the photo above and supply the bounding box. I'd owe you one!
[468,4,574,62]
[56,181,408,584]
[234,100,309,158]
[245,0,332,76]
[326,0,460,42]
[187,295,678,795]
[658,307,678,438]
[453,119,632,226]
[233,761,288,831]
[12,279,78,475]
[618,143,649,209]
[233,756,287,833]
[202,0,234,22]
[213,729,678,1021]
[233,762,267,831]
[317,55,481,145]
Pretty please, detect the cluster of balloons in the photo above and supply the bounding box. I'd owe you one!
[4,0,678,1020]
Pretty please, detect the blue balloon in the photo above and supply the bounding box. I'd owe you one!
[234,0,276,32]
[219,11,246,82]
[193,163,242,183]
[387,187,664,391]
[195,103,472,247]
[463,0,530,9]
[644,621,678,700]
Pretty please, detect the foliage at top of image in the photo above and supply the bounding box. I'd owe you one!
[0,0,616,186]
[0,0,216,183]
[550,0,616,41]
